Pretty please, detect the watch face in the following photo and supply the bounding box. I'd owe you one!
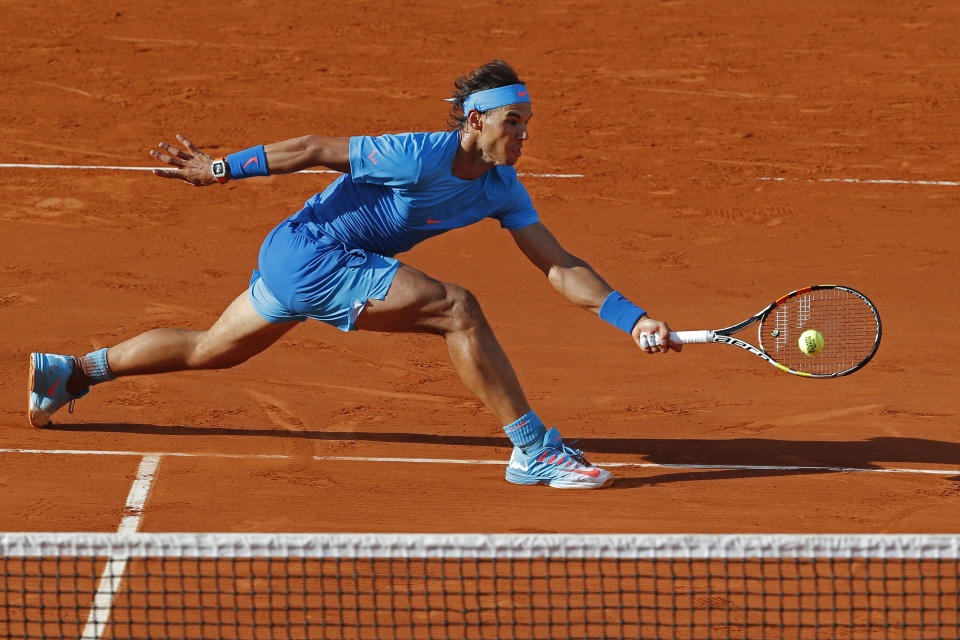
[212,162,226,178]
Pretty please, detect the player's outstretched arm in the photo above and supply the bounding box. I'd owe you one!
[263,135,350,174]
[510,222,680,354]
[150,134,350,186]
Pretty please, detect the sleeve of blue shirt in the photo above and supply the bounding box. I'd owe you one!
[349,133,425,187]
[493,178,539,230]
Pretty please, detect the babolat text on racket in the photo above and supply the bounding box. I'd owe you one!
[660,285,881,378]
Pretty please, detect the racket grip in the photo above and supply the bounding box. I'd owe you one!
[668,330,713,344]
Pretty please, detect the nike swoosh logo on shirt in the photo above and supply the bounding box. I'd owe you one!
[426,219,443,224]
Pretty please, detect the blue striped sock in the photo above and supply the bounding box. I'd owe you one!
[81,348,114,385]
[502,410,546,450]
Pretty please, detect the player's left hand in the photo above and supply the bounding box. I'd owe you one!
[150,135,217,186]
[631,316,682,354]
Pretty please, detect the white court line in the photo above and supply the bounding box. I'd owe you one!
[758,176,960,187]
[80,455,160,640]
[313,455,960,476]
[117,455,161,533]
[0,162,583,179]
[1,447,956,477]
[1,447,290,459]
[3,163,954,184]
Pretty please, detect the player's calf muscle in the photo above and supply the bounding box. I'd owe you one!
[109,329,231,375]
[185,333,250,370]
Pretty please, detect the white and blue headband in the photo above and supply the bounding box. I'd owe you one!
[447,84,531,114]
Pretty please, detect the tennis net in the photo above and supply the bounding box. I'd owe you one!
[2,532,958,639]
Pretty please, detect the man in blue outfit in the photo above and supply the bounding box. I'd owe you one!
[29,60,679,489]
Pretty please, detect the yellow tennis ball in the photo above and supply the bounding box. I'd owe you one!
[798,329,824,356]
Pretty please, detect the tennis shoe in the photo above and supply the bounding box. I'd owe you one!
[28,352,88,427]
[505,427,613,489]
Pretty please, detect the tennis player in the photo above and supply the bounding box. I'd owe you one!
[28,60,679,489]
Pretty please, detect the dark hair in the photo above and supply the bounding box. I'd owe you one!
[448,59,523,130]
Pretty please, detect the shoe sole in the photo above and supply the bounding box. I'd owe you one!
[505,470,614,489]
[27,353,52,428]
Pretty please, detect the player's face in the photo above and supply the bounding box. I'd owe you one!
[478,103,532,166]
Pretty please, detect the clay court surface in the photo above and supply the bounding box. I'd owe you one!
[1,0,958,537]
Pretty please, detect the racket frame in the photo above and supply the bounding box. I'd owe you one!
[669,285,882,378]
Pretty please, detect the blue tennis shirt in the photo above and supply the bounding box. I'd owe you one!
[288,130,539,257]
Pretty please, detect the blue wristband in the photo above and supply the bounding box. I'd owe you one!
[226,145,269,179]
[599,291,646,334]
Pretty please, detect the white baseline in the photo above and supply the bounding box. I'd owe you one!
[0,162,583,179]
[1,448,956,478]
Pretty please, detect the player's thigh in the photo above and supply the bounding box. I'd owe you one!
[200,290,298,361]
[354,263,472,334]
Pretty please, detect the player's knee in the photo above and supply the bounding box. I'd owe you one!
[444,284,486,333]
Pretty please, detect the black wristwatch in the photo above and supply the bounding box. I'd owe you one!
[211,158,229,184]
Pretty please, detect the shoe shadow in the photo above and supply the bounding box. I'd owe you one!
[608,468,827,489]
[57,423,960,486]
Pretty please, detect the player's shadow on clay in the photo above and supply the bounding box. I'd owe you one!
[57,423,960,485]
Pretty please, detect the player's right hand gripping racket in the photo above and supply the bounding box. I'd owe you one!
[663,285,882,378]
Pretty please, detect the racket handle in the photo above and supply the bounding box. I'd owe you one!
[669,330,713,344]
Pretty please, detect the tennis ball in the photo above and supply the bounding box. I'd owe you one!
[798,329,824,356]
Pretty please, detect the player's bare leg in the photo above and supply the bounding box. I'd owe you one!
[356,264,612,488]
[101,291,296,380]
[29,292,295,427]
[355,264,529,425]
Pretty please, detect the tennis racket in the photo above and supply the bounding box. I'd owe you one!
[660,285,882,378]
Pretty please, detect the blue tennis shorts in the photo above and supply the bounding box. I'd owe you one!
[248,219,400,332]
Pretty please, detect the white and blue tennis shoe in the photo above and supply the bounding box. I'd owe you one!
[505,427,613,489]
[28,353,88,427]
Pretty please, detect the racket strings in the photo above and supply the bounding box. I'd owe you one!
[759,287,880,375]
